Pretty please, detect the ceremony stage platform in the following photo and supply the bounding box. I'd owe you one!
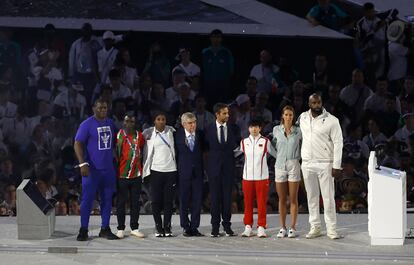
[0,214,413,265]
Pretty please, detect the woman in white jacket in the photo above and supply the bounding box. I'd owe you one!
[272,105,302,238]
[142,112,177,237]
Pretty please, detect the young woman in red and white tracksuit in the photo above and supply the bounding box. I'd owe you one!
[240,119,276,238]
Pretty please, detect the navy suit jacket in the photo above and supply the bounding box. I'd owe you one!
[204,122,240,178]
[175,128,204,180]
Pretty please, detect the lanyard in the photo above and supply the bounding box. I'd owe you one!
[156,131,171,149]
[122,129,139,152]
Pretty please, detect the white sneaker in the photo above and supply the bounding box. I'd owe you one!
[116,230,124,239]
[306,226,322,239]
[241,225,253,237]
[277,227,287,238]
[327,229,340,240]
[257,226,267,238]
[288,228,296,238]
[130,229,145,238]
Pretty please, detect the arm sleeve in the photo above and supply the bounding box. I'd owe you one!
[307,6,319,19]
[267,137,277,158]
[116,131,123,159]
[330,118,343,169]
[74,122,88,144]
[333,4,348,18]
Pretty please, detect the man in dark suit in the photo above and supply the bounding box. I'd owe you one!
[205,103,240,237]
[175,112,204,237]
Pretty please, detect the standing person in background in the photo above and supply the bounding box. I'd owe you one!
[205,103,240,237]
[240,118,275,238]
[142,112,177,237]
[298,94,343,240]
[74,98,119,241]
[115,114,145,239]
[202,29,234,109]
[143,42,171,89]
[97,31,118,86]
[272,105,302,238]
[175,112,204,237]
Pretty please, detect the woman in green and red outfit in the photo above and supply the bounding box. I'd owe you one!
[115,114,145,238]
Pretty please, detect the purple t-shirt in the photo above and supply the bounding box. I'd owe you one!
[75,116,116,170]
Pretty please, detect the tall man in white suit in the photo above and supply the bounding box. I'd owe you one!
[298,93,343,240]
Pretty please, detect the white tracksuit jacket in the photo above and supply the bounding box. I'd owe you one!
[240,135,276,181]
[298,109,343,169]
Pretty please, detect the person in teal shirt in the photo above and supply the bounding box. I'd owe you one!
[202,29,234,109]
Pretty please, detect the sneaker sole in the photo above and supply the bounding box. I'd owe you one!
[306,234,322,239]
[131,234,145,238]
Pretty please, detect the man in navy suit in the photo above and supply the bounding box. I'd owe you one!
[205,103,240,237]
[175,112,204,237]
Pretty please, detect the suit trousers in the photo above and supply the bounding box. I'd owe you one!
[301,161,337,231]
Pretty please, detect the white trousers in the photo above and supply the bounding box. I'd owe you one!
[301,161,337,231]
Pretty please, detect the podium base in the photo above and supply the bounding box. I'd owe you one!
[370,237,405,246]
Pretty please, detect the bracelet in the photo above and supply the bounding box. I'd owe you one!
[77,162,89,168]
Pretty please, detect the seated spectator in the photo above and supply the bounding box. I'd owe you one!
[400,76,414,99]
[170,81,195,124]
[364,78,401,114]
[244,76,258,106]
[0,157,21,188]
[0,183,16,216]
[113,48,139,91]
[363,118,387,150]
[172,47,200,80]
[25,124,51,160]
[148,82,170,114]
[192,94,215,132]
[306,0,350,31]
[254,92,272,123]
[324,83,349,127]
[111,99,127,129]
[393,113,414,152]
[0,105,32,152]
[55,200,68,216]
[53,82,87,119]
[340,69,373,121]
[250,50,279,93]
[235,94,251,138]
[377,93,401,137]
[344,123,370,160]
[109,69,131,100]
[312,54,333,98]
[0,85,17,119]
[166,68,195,108]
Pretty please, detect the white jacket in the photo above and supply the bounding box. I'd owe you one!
[142,126,176,178]
[240,135,274,180]
[298,109,343,169]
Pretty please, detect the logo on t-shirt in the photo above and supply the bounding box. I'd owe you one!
[97,126,112,150]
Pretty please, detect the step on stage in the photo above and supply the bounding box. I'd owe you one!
[0,214,413,265]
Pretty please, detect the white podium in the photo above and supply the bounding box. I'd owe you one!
[368,151,406,245]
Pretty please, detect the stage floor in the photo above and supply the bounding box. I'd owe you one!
[0,214,413,265]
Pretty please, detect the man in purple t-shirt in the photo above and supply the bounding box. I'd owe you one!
[74,98,119,241]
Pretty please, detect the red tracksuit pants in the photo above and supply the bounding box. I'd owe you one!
[242,179,269,228]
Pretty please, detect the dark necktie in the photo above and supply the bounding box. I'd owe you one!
[220,125,225,144]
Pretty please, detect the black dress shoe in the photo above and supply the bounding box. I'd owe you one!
[76,227,89,241]
[98,227,119,240]
[192,229,204,237]
[224,228,236,237]
[210,227,220,237]
[155,227,165,237]
[183,229,193,237]
[164,226,173,237]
